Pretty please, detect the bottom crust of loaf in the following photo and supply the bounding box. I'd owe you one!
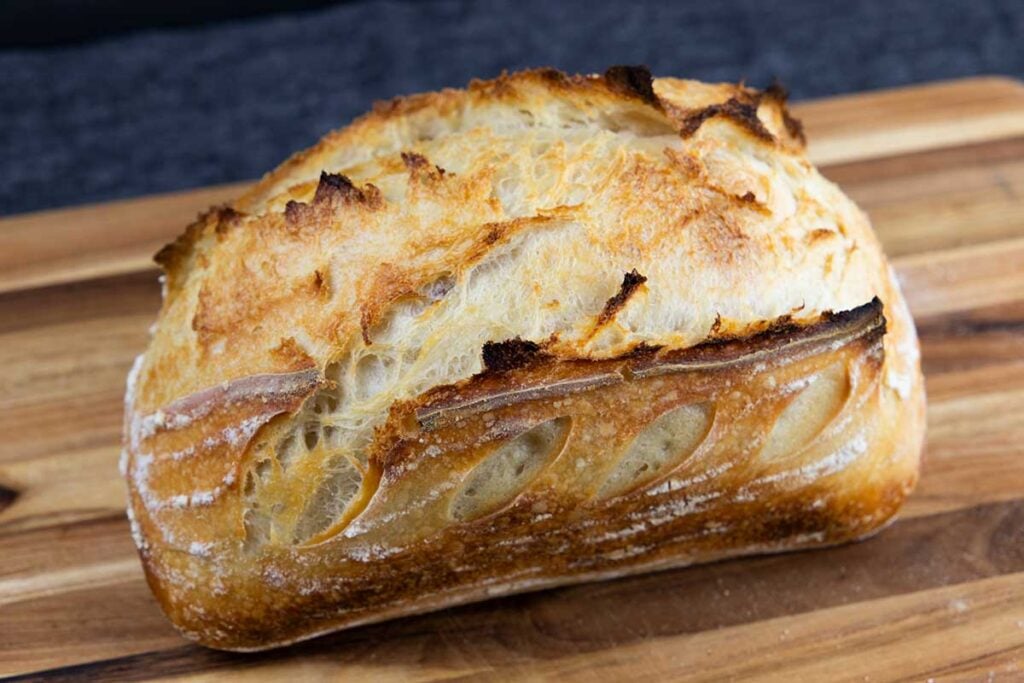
[175,517,902,653]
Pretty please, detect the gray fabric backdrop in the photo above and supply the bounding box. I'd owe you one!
[1,0,1021,215]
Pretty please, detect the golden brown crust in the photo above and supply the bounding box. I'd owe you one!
[124,66,925,651]
[128,298,921,650]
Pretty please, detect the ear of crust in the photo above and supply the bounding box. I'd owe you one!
[230,67,803,214]
[602,65,663,109]
[154,205,243,296]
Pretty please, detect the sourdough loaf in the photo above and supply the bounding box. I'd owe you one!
[123,66,925,650]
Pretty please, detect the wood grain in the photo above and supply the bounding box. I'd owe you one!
[0,184,243,296]
[5,501,1022,680]
[1,77,1023,681]
[800,76,1024,165]
[825,135,1024,258]
[487,572,1024,682]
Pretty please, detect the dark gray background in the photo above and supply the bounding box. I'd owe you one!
[1,0,1021,216]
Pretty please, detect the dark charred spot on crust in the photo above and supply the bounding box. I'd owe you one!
[679,98,775,142]
[211,207,243,236]
[0,482,18,513]
[690,298,885,358]
[482,337,550,373]
[730,191,770,216]
[535,67,572,87]
[153,240,181,271]
[820,297,887,336]
[314,171,357,203]
[703,313,796,347]
[766,314,795,333]
[597,269,648,327]
[603,65,662,109]
[154,205,243,286]
[284,199,308,223]
[781,110,806,146]
[313,269,326,292]
[620,341,663,360]
[709,313,723,337]
[762,78,806,146]
[313,171,385,208]
[304,172,385,211]
[206,205,242,222]
[402,151,447,178]
[764,78,790,102]
[675,77,805,143]
[401,151,428,170]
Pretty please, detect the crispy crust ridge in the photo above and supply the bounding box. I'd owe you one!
[146,369,320,430]
[416,298,884,432]
[602,64,663,109]
[595,269,649,329]
[220,66,803,217]
[677,96,776,142]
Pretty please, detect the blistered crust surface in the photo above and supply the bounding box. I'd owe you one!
[123,67,926,650]
[139,67,884,414]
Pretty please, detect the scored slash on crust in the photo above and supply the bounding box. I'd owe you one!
[415,298,884,432]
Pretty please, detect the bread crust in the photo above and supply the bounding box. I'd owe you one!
[123,66,925,650]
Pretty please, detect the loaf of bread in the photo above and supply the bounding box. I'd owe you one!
[123,66,925,651]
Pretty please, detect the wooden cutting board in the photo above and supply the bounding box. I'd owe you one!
[2,77,1024,682]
